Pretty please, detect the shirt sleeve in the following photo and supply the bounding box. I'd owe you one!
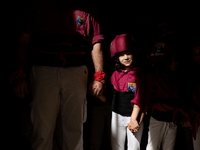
[20,1,37,34]
[130,69,145,111]
[89,7,104,45]
[111,71,117,90]
[143,72,155,112]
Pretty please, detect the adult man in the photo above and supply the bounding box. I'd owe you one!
[11,0,105,149]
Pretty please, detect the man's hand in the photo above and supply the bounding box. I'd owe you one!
[89,80,104,97]
[12,77,28,99]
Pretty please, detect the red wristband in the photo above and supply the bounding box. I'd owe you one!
[10,69,26,84]
[94,70,106,84]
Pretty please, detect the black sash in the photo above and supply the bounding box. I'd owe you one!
[112,90,135,116]
[152,109,174,122]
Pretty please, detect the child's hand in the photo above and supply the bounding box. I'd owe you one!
[127,119,140,133]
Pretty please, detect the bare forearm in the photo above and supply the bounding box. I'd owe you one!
[90,42,104,97]
[91,43,104,72]
[17,33,31,70]
[127,104,141,133]
[131,104,140,121]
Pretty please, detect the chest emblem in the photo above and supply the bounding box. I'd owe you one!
[128,82,136,92]
[77,15,84,25]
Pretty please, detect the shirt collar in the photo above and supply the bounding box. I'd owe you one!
[118,67,138,73]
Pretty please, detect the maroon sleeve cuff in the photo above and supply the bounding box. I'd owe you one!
[131,99,142,110]
[92,34,104,45]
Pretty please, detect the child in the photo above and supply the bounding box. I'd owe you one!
[144,41,190,150]
[110,34,145,150]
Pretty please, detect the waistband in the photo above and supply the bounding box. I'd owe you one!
[152,109,174,122]
[151,103,190,123]
[32,51,87,67]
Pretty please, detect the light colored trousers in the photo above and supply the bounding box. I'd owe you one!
[193,126,200,150]
[111,111,143,150]
[30,65,88,150]
[146,117,177,150]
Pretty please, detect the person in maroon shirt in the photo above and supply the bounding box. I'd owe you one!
[110,34,145,150]
[10,1,105,150]
[144,41,190,150]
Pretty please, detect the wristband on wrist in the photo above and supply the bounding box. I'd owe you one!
[94,70,106,84]
[10,69,26,84]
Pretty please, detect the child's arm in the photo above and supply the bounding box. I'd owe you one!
[127,104,141,133]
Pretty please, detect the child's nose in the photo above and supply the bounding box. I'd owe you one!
[124,54,128,59]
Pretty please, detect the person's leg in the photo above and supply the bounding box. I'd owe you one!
[88,105,106,150]
[111,112,127,150]
[193,126,200,150]
[30,66,60,150]
[135,121,144,144]
[59,65,88,150]
[146,117,164,150]
[104,105,112,150]
[162,122,177,150]
[126,121,144,150]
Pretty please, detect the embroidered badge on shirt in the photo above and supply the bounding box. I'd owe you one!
[77,15,84,25]
[128,82,136,92]
[151,42,165,57]
[155,42,165,52]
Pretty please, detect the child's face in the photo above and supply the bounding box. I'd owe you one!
[192,46,200,66]
[118,51,134,70]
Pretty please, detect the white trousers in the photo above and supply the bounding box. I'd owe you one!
[30,65,88,150]
[146,117,177,150]
[111,111,143,150]
[193,126,200,150]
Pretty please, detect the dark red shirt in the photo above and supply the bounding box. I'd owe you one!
[111,67,145,109]
[23,1,104,48]
[144,71,180,110]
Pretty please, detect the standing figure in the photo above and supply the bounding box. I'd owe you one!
[110,34,145,150]
[10,1,105,150]
[144,41,190,150]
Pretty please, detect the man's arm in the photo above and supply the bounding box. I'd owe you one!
[90,42,104,97]
[12,32,31,99]
[17,32,31,70]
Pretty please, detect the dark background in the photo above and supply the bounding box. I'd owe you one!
[1,0,199,149]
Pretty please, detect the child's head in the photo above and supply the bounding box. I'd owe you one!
[117,50,134,70]
[110,34,138,70]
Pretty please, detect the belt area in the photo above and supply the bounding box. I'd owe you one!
[33,51,87,67]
